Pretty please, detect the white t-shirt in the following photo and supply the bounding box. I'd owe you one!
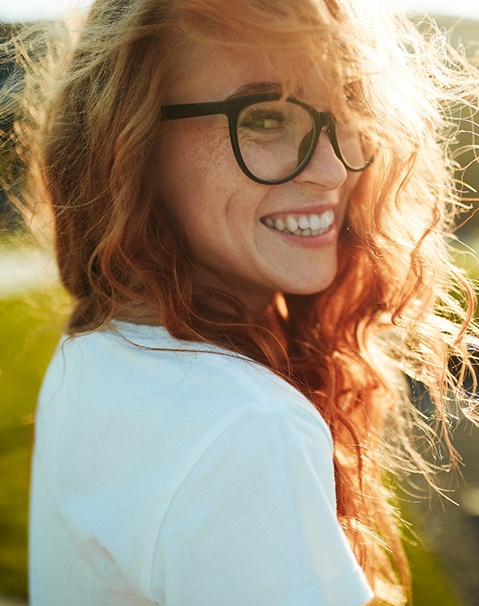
[29,321,373,606]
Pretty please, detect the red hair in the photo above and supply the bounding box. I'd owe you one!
[5,0,479,602]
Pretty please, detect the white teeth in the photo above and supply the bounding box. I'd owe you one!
[285,216,298,233]
[263,210,335,237]
[320,213,328,230]
[309,214,321,230]
[298,215,310,230]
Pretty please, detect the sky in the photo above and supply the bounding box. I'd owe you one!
[1,0,479,22]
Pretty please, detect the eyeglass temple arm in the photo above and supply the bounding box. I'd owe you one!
[161,101,228,120]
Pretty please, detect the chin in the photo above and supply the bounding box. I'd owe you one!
[282,269,337,296]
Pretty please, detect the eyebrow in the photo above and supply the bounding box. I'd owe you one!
[227,81,282,99]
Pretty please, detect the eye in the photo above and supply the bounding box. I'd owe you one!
[239,105,287,132]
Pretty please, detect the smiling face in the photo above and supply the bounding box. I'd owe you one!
[153,42,362,315]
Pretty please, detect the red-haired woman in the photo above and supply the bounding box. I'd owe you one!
[5,0,478,604]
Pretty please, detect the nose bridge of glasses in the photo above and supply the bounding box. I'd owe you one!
[301,110,342,168]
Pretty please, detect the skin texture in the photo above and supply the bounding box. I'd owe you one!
[154,43,362,315]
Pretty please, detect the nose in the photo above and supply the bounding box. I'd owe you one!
[294,127,348,190]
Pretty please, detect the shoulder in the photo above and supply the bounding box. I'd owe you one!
[41,322,331,447]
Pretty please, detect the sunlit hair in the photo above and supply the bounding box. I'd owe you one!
[3,0,479,602]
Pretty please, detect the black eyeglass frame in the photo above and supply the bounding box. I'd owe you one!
[161,92,372,185]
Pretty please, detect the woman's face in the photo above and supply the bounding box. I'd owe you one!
[154,43,362,314]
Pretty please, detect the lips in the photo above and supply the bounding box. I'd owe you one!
[260,209,335,237]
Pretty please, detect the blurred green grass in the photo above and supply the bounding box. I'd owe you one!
[0,286,68,598]
[402,505,464,606]
[0,285,470,604]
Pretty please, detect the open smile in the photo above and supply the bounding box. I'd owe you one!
[260,209,335,238]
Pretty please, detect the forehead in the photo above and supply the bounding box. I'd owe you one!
[165,42,277,103]
[165,39,325,105]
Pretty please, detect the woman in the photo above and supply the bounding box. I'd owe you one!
[4,0,479,604]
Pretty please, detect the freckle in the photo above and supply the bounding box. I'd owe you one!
[184,122,232,184]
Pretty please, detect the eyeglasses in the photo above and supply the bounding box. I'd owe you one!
[161,92,373,185]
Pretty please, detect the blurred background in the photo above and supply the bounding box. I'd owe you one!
[0,1,478,605]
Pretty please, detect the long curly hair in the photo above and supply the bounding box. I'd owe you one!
[3,0,479,602]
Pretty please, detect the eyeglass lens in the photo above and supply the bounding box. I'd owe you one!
[237,100,371,182]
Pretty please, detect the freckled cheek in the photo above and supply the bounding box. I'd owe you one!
[180,126,233,186]
[155,131,212,206]
[170,134,240,235]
